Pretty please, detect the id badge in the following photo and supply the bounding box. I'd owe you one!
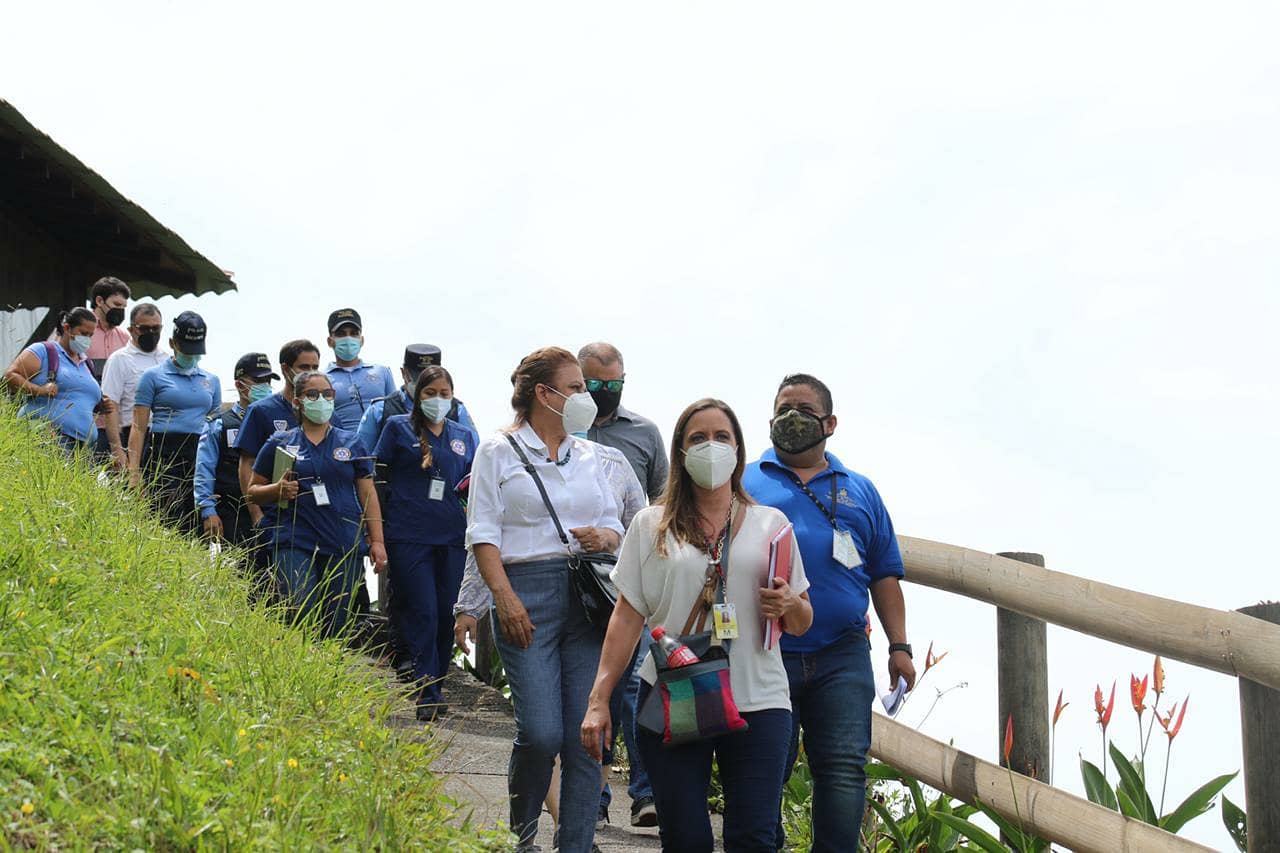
[713,603,740,640]
[312,481,331,507]
[428,478,446,501]
[833,530,862,569]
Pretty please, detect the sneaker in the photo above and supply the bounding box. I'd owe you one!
[415,703,447,723]
[597,803,610,830]
[630,795,657,827]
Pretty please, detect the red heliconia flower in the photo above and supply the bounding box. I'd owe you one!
[1159,697,1189,741]
[923,641,948,675]
[1095,681,1116,730]
[1053,689,1069,727]
[1130,674,1149,716]
[1153,656,1165,695]
[1003,714,1015,764]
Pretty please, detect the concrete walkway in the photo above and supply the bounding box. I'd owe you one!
[393,668,726,851]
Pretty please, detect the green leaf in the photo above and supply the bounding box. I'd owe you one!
[1116,786,1143,821]
[868,797,907,850]
[933,813,1007,853]
[1221,794,1247,852]
[1160,771,1237,834]
[1109,743,1158,824]
[905,775,929,822]
[865,762,904,782]
[1080,758,1119,811]
[976,803,1024,845]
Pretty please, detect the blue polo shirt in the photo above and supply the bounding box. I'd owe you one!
[17,341,102,442]
[233,393,298,459]
[253,425,373,557]
[743,449,904,653]
[373,415,477,546]
[135,360,222,434]
[325,361,396,432]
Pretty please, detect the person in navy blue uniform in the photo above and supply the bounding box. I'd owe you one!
[127,311,222,535]
[373,364,477,719]
[247,370,387,638]
[357,344,478,451]
[4,307,113,453]
[194,352,279,545]
[323,308,396,432]
[741,374,915,853]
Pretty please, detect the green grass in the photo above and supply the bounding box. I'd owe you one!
[0,401,508,850]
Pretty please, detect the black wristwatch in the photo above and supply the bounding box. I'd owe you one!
[888,642,913,659]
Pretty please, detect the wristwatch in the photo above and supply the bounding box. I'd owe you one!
[888,642,913,659]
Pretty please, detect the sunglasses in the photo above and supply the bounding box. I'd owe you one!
[132,325,163,335]
[585,378,624,393]
[300,389,337,401]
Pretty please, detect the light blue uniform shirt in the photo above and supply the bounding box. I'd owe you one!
[135,360,223,434]
[325,361,396,432]
[17,341,102,442]
[355,388,479,451]
[194,403,243,520]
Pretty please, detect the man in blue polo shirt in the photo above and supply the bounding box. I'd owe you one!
[742,373,916,853]
[324,308,396,432]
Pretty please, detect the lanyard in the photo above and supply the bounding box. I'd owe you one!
[783,469,842,532]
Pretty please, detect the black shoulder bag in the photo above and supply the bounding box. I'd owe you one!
[505,434,618,631]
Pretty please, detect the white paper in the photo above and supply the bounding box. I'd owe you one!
[880,675,909,716]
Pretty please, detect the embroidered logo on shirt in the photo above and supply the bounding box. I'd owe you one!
[451,439,467,456]
[333,447,352,461]
[273,420,289,432]
[367,373,380,383]
[836,488,858,509]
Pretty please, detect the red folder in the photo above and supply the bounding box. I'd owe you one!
[764,523,794,650]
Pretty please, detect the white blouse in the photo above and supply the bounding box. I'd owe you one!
[611,503,809,713]
[466,423,625,564]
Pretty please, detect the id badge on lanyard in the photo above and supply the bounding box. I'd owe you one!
[428,477,446,501]
[797,471,862,570]
[312,479,331,507]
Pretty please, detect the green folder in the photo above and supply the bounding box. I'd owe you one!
[272,446,297,509]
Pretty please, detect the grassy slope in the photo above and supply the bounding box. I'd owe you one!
[0,402,504,850]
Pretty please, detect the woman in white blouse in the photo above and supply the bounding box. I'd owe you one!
[580,398,813,852]
[466,346,624,853]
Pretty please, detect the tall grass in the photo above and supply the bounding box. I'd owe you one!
[0,401,506,850]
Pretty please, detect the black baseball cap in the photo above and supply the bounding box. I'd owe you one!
[234,352,281,381]
[403,343,442,372]
[173,311,207,355]
[327,308,362,334]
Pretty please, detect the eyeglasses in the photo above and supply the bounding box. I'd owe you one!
[133,325,163,335]
[585,378,624,393]
[300,389,337,401]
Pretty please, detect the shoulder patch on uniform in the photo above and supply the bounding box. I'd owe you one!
[333,446,352,462]
[273,420,289,432]
[837,488,858,509]
[227,428,239,446]
[450,439,467,456]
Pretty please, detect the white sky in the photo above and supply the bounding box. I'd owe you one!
[6,3,1278,848]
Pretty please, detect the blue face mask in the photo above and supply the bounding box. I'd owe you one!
[419,397,452,423]
[333,337,362,362]
[175,352,202,370]
[69,334,93,355]
[249,383,273,403]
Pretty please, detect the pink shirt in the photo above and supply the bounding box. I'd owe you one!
[87,321,129,427]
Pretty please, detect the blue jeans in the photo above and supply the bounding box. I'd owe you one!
[387,542,465,707]
[272,546,363,639]
[492,559,603,853]
[637,681,791,852]
[775,633,875,852]
[604,642,653,805]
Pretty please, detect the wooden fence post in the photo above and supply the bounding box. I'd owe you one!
[996,552,1050,785]
[1238,601,1279,853]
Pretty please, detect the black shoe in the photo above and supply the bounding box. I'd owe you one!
[630,795,657,827]
[415,703,447,722]
[597,803,609,830]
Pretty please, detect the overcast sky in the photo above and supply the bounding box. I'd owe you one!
[6,3,1278,847]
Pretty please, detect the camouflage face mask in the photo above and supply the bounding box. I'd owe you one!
[770,407,828,454]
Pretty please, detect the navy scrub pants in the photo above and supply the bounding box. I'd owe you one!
[386,542,465,708]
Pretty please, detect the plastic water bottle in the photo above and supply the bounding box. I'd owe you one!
[652,627,700,668]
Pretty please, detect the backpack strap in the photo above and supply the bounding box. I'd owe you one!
[41,341,59,384]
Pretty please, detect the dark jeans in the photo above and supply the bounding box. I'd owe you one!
[775,633,875,853]
[144,432,201,535]
[637,681,791,853]
[601,641,653,809]
[272,545,363,639]
[387,542,465,707]
[492,559,603,853]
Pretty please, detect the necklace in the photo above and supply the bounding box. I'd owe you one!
[699,497,736,610]
[545,443,572,467]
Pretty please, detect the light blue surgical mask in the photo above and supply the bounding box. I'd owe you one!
[333,337,362,362]
[302,397,334,424]
[69,334,93,355]
[249,383,273,403]
[175,352,202,370]
[419,397,451,423]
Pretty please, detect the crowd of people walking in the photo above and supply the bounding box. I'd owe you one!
[5,277,918,853]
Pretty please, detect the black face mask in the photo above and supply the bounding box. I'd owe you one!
[770,408,830,455]
[589,388,623,419]
[137,330,161,353]
[105,307,126,327]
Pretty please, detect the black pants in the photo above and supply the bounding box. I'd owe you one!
[144,432,201,535]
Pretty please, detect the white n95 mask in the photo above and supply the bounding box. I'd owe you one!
[682,441,737,490]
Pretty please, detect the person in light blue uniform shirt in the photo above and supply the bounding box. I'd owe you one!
[195,352,279,545]
[247,370,387,638]
[4,307,108,452]
[356,343,478,452]
[127,311,222,535]
[323,307,396,432]
[373,364,477,720]
[741,373,915,853]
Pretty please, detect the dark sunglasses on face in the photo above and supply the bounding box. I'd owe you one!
[300,389,337,401]
[585,378,624,393]
[133,325,163,335]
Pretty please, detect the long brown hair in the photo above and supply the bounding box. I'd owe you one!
[409,365,454,469]
[654,398,753,556]
[508,346,578,427]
